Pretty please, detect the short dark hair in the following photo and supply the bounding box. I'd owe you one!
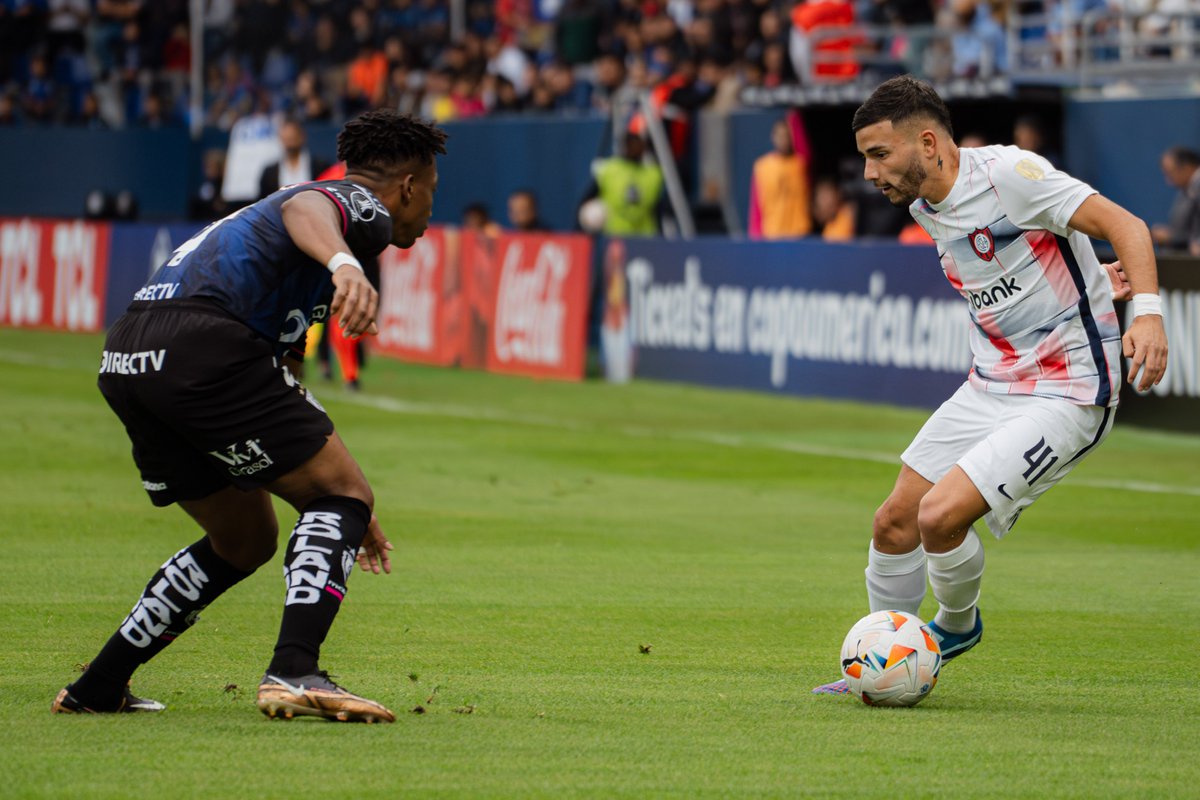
[336,109,447,174]
[852,75,954,139]
[1165,146,1200,167]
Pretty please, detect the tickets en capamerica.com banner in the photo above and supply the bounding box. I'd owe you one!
[607,238,972,409]
[0,218,111,333]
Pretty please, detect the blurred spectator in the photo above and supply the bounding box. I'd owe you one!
[590,52,626,113]
[812,177,856,241]
[93,0,144,76]
[789,0,862,83]
[206,58,256,130]
[0,92,19,126]
[257,118,329,199]
[420,68,456,120]
[293,69,333,121]
[556,0,607,65]
[450,75,486,117]
[47,0,91,65]
[588,132,664,236]
[485,32,532,95]
[749,117,812,239]
[899,221,935,244]
[488,75,525,112]
[1012,113,1059,166]
[73,91,108,129]
[462,202,502,235]
[507,188,547,231]
[190,148,230,221]
[21,54,57,123]
[345,41,390,114]
[161,22,192,76]
[949,0,1008,77]
[1152,146,1200,253]
[138,92,177,128]
[960,131,988,148]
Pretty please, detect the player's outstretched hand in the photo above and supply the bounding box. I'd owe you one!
[357,514,393,575]
[330,264,379,339]
[1123,314,1168,392]
[1102,261,1131,301]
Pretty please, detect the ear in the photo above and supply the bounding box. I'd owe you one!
[919,128,939,157]
[399,173,415,204]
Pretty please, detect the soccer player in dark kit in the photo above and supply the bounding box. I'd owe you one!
[52,110,447,723]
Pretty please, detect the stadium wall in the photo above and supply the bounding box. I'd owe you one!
[1063,95,1200,227]
[0,117,608,231]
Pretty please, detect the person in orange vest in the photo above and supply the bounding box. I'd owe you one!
[749,117,813,239]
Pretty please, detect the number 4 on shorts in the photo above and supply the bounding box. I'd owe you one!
[1022,438,1058,485]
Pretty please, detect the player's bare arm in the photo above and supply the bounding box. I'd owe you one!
[1067,194,1168,391]
[281,191,380,338]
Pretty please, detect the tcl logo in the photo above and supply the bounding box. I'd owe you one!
[0,218,108,331]
[0,219,43,326]
[52,222,103,330]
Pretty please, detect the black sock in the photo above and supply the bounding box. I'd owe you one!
[267,496,370,677]
[70,537,251,708]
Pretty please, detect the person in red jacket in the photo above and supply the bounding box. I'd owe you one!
[790,0,862,82]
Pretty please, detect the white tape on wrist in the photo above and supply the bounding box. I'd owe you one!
[326,252,363,275]
[1130,293,1162,318]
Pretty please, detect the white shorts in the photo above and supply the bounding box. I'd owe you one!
[901,382,1115,538]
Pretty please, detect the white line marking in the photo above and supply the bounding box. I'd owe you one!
[339,393,1200,498]
[4,351,1195,498]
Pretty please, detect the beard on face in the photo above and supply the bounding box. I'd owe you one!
[886,154,927,206]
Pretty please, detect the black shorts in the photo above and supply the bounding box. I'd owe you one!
[99,299,334,506]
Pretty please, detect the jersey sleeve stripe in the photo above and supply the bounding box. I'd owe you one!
[312,187,349,235]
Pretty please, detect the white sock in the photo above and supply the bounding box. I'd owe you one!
[864,544,926,615]
[926,528,985,633]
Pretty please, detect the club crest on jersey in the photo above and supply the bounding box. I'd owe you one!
[969,227,995,261]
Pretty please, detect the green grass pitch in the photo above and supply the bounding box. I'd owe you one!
[2,327,1198,798]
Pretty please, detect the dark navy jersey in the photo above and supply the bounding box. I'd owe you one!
[133,180,393,354]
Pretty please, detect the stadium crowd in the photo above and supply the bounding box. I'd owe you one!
[0,0,1076,130]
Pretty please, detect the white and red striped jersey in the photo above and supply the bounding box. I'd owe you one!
[910,145,1121,408]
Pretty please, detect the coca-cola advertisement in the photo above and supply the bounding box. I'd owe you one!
[481,233,591,381]
[373,228,591,381]
[0,218,110,332]
[374,226,460,366]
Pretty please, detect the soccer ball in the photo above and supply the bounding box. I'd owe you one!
[578,198,607,233]
[840,610,942,707]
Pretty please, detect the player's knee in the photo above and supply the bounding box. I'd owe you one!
[873,499,918,553]
[916,495,958,549]
[335,480,373,512]
[211,522,278,571]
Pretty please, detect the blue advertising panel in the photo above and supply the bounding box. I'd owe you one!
[612,238,972,409]
[105,222,203,326]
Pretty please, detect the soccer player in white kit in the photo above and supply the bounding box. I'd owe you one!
[814,76,1169,694]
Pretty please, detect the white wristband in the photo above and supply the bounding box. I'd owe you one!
[1130,293,1162,318]
[326,252,363,275]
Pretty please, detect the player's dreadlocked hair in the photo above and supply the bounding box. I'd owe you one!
[336,110,448,175]
[852,75,954,139]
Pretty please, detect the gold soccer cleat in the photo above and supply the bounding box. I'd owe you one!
[257,671,395,724]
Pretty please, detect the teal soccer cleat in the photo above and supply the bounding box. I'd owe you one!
[926,610,983,661]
